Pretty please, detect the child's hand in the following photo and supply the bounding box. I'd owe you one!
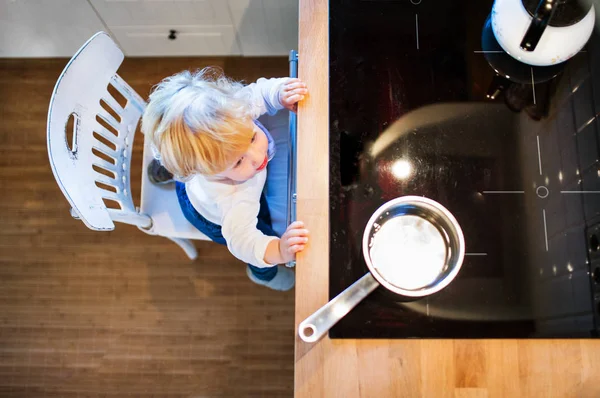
[280,78,308,112]
[279,221,310,263]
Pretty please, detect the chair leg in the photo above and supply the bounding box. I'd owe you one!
[167,237,198,260]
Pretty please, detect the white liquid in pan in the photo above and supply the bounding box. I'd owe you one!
[369,215,447,290]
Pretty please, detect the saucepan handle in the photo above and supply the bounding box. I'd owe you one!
[298,273,380,343]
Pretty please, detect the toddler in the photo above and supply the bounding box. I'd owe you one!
[141,67,309,291]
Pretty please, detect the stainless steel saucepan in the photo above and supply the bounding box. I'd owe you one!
[298,196,465,343]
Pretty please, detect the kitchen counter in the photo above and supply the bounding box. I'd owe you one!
[295,0,600,396]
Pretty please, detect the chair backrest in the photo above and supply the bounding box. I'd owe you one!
[47,32,147,231]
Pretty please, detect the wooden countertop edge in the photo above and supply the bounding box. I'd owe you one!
[294,1,600,397]
[295,0,331,395]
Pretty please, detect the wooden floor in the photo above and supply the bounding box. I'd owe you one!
[0,57,294,397]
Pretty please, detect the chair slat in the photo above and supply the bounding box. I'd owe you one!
[101,93,124,115]
[111,74,146,113]
[92,142,118,159]
[92,158,119,174]
[101,192,122,204]
[94,175,119,190]
[97,110,120,132]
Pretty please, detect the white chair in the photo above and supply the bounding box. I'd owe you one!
[47,31,210,260]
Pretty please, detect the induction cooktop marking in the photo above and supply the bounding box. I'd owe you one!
[536,186,549,198]
[577,116,595,133]
[465,253,488,256]
[482,191,525,194]
[536,135,543,175]
[410,0,422,4]
[543,209,549,252]
[561,191,600,193]
[531,68,537,105]
[415,14,419,50]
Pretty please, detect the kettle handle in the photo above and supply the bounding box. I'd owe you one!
[520,0,558,52]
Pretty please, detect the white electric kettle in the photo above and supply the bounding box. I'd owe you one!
[492,0,595,66]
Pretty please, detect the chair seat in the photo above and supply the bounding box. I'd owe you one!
[140,137,210,241]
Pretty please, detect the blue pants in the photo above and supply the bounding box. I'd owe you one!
[175,182,278,281]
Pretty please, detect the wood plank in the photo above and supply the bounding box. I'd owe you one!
[295,0,330,397]
[485,340,520,398]
[0,56,294,397]
[454,340,487,388]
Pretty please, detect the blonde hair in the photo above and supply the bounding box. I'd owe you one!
[141,67,254,179]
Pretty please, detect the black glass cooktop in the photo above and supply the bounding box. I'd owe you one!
[329,0,600,338]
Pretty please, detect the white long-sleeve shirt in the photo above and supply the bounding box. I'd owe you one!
[185,77,290,268]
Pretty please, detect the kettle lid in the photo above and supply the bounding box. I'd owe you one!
[522,0,591,27]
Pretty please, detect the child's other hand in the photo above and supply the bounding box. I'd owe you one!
[279,221,309,263]
[280,78,308,113]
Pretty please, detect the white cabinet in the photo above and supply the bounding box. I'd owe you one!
[228,0,298,56]
[0,0,106,57]
[109,25,240,56]
[89,0,232,26]
[89,0,240,56]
